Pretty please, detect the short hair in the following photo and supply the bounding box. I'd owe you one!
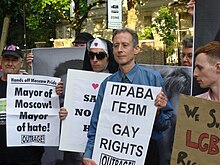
[112,28,139,47]
[182,36,193,48]
[195,41,220,64]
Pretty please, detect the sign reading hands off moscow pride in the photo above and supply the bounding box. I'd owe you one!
[92,82,161,165]
[171,95,220,165]
[59,69,110,152]
[6,74,60,146]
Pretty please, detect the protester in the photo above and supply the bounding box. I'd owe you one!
[82,28,173,165]
[59,37,118,165]
[83,37,118,73]
[194,41,220,101]
[0,44,44,164]
[72,32,94,47]
[181,36,193,66]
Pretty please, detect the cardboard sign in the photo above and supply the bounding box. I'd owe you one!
[171,94,220,165]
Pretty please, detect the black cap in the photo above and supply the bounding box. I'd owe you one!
[2,44,23,58]
[73,32,94,44]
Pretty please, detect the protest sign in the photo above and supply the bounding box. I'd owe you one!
[59,69,110,152]
[171,94,220,165]
[92,82,161,165]
[32,47,85,76]
[32,47,84,164]
[6,74,60,146]
[0,98,6,126]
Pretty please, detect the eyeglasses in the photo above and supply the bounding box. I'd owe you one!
[88,51,107,60]
[182,53,192,59]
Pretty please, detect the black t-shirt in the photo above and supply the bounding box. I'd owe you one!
[0,78,44,164]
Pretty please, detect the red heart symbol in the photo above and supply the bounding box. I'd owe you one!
[94,42,98,46]
[92,83,99,89]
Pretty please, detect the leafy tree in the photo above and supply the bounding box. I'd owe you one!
[152,6,177,64]
[26,0,106,35]
[0,0,106,50]
[0,0,26,52]
[138,26,154,40]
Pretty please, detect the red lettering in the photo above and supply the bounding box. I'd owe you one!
[198,133,209,152]
[208,135,219,155]
[185,130,219,155]
[186,130,198,149]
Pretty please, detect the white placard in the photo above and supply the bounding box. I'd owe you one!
[6,74,60,146]
[59,69,110,152]
[92,82,161,164]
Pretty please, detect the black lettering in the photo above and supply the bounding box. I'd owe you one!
[184,105,199,118]
[83,124,90,132]
[126,87,135,97]
[177,151,187,164]
[83,94,89,101]
[14,87,23,96]
[136,87,144,98]
[207,109,218,128]
[144,88,153,100]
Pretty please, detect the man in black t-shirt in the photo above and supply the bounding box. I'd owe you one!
[0,44,44,165]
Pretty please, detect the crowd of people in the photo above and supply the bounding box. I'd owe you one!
[1,0,220,164]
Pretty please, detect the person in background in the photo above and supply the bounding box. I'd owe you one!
[181,36,193,66]
[59,37,118,119]
[59,37,118,165]
[82,28,173,165]
[0,44,44,165]
[72,32,94,47]
[194,41,220,101]
[82,37,118,73]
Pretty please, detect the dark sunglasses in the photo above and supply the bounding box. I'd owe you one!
[88,51,107,60]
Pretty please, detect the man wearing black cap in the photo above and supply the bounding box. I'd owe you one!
[72,32,94,47]
[0,44,44,165]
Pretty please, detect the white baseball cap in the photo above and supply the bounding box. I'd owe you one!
[88,38,108,56]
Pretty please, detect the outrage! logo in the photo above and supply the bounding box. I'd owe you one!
[100,153,136,165]
[21,135,45,144]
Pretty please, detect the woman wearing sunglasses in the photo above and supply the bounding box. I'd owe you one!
[83,37,118,73]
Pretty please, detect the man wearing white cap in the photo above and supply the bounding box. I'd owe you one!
[83,37,118,73]
[59,38,118,165]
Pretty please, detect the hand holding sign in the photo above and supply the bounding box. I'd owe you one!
[155,91,168,115]
[83,158,97,165]
[59,107,68,120]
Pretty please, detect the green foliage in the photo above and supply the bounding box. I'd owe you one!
[0,0,105,48]
[26,0,70,30]
[26,0,104,32]
[138,26,154,40]
[0,0,25,17]
[152,6,177,56]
